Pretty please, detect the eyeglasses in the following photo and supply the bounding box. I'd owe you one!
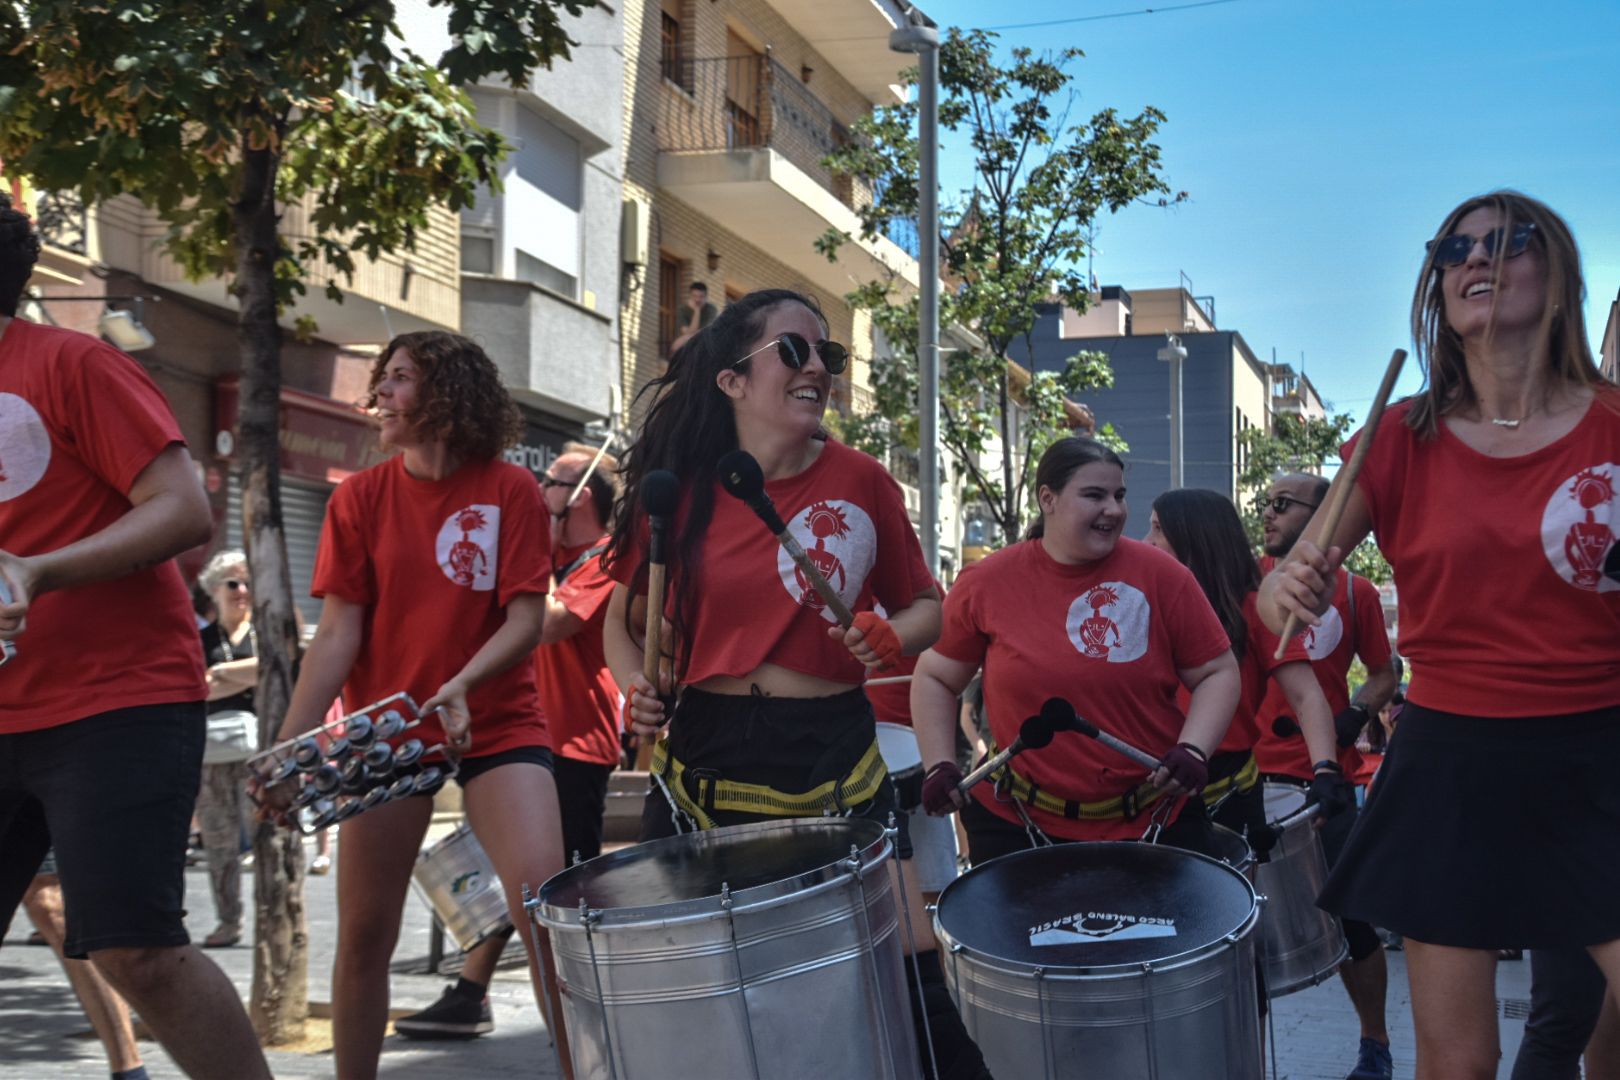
[731,332,848,376]
[1265,495,1319,516]
[222,579,250,593]
[540,476,574,489]
[1426,222,1537,269]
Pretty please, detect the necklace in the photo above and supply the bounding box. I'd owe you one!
[1489,417,1523,428]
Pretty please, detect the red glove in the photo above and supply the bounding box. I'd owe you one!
[1157,743,1209,794]
[921,761,966,816]
[851,611,902,670]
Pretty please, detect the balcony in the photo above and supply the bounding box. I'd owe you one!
[460,274,615,424]
[657,56,918,297]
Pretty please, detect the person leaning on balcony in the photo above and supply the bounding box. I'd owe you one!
[602,288,996,1080]
[0,191,273,1080]
[1259,189,1620,1080]
[669,279,717,356]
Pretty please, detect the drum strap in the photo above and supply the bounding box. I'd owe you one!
[650,738,889,830]
[1198,753,1260,808]
[983,741,1168,821]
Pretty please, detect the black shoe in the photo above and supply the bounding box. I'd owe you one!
[393,986,494,1039]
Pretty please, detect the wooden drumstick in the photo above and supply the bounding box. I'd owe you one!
[864,674,913,687]
[717,449,856,627]
[1275,348,1408,659]
[640,470,680,694]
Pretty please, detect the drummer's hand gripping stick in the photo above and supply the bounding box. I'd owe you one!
[955,709,1063,797]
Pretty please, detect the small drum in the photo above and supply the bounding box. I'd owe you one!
[1256,783,1348,996]
[934,842,1263,1079]
[1210,823,1254,877]
[876,721,961,893]
[411,823,512,953]
[534,818,920,1080]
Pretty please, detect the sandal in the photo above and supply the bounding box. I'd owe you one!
[203,925,241,948]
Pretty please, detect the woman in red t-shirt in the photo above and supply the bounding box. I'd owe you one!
[1261,191,1620,1078]
[912,437,1242,865]
[1144,488,1349,852]
[601,289,983,1077]
[271,332,567,1080]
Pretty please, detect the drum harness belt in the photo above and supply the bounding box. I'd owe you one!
[651,737,888,832]
[981,737,1172,823]
[1198,751,1260,809]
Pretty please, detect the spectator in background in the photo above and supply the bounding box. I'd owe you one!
[669,280,717,355]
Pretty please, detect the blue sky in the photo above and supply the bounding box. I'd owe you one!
[916,0,1620,428]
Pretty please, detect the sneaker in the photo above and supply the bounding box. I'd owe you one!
[393,986,494,1040]
[1346,1037,1393,1080]
[308,854,331,876]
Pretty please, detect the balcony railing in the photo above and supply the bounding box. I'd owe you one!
[659,55,871,213]
[35,190,87,256]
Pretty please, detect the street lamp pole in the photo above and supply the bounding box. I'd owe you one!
[890,18,940,576]
[1158,334,1188,489]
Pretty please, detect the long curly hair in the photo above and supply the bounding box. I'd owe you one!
[367,331,522,461]
[1408,190,1610,438]
[1151,488,1258,661]
[604,288,826,680]
[0,193,42,318]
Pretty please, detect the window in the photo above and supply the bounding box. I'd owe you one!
[460,233,495,274]
[725,30,764,148]
[658,254,681,360]
[660,0,687,89]
[506,105,582,298]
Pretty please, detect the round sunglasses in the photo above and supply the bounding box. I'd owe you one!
[1426,221,1536,269]
[731,332,848,376]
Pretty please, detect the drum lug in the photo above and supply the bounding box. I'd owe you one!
[925,904,939,916]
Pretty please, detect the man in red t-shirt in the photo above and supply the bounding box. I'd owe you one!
[396,443,624,1040]
[0,195,271,1078]
[1255,472,1399,1080]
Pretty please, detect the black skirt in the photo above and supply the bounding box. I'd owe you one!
[1318,701,1620,950]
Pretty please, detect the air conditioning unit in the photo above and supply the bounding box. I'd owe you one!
[620,199,650,268]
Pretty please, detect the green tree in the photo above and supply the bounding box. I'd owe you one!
[818,29,1181,545]
[1236,412,1393,583]
[0,0,591,1042]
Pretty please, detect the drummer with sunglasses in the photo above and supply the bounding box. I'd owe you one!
[602,289,992,1080]
[1261,191,1620,1080]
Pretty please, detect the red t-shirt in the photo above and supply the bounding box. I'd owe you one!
[0,319,204,733]
[1185,591,1309,755]
[611,439,933,686]
[932,537,1232,841]
[313,455,552,756]
[865,652,918,726]
[1255,557,1392,779]
[1348,393,1620,716]
[534,537,621,766]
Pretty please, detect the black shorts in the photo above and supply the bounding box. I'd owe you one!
[639,687,912,859]
[453,744,554,788]
[0,702,205,958]
[553,755,614,863]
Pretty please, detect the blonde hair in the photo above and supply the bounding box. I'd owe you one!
[200,549,248,592]
[1407,190,1606,438]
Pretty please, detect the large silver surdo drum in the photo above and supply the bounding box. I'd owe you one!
[535,818,921,1080]
[934,841,1262,1079]
[1257,784,1348,997]
[410,823,512,952]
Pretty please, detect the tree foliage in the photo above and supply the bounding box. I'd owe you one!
[1236,412,1393,583]
[818,28,1182,543]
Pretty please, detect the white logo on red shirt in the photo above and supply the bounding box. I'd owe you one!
[1301,606,1343,661]
[1540,464,1617,593]
[436,504,501,592]
[1065,581,1149,663]
[0,393,51,502]
[775,499,876,624]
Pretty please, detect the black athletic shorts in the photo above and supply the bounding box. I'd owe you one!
[453,744,554,788]
[0,702,206,958]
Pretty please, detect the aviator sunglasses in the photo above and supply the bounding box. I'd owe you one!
[731,332,849,376]
[1426,221,1537,269]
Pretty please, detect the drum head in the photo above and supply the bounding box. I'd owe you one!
[1263,782,1308,825]
[538,818,888,925]
[1210,824,1252,868]
[935,842,1255,972]
[875,722,923,773]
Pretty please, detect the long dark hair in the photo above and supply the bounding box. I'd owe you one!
[1409,190,1610,438]
[1151,488,1257,661]
[604,288,827,678]
[1024,437,1126,540]
[0,193,41,318]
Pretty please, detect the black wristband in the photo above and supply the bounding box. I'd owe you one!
[1176,742,1208,763]
[1313,759,1343,774]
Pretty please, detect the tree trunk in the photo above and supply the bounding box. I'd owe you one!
[235,136,309,1045]
[997,361,1017,542]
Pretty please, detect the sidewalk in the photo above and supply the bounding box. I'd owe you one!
[0,840,1538,1078]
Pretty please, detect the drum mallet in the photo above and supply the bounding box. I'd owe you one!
[717,449,856,628]
[1042,697,1163,772]
[955,710,1062,796]
[640,470,680,699]
[1275,348,1407,658]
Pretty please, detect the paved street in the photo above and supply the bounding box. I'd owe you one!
[2,836,1537,1079]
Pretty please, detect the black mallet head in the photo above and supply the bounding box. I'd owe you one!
[641,469,681,518]
[1039,697,1082,738]
[716,450,787,533]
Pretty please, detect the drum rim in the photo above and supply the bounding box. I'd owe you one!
[534,817,891,927]
[1262,780,1309,826]
[932,842,1259,977]
[1209,823,1255,873]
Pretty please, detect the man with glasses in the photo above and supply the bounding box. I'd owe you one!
[395,442,624,1041]
[1254,472,1400,1080]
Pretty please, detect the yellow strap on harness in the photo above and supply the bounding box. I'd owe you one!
[982,739,1167,821]
[1198,751,1259,807]
[651,737,889,831]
